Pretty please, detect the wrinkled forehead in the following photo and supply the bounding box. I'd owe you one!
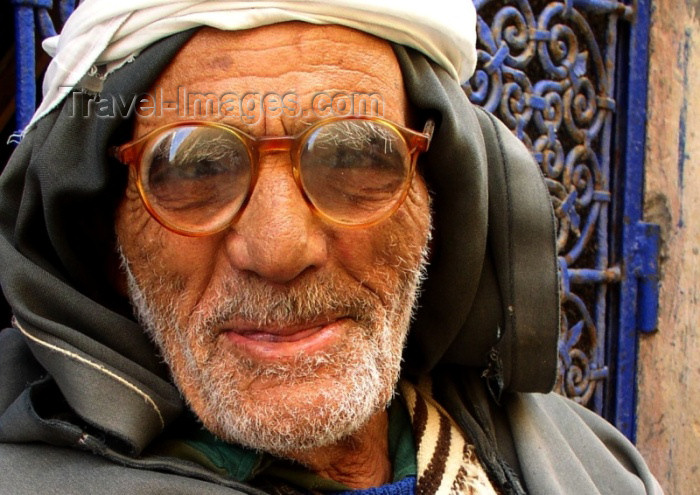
[134,23,409,135]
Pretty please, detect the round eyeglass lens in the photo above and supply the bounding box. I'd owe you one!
[142,126,252,234]
[299,120,411,225]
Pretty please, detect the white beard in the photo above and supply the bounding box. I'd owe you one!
[119,238,429,455]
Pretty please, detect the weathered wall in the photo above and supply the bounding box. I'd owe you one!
[637,0,700,491]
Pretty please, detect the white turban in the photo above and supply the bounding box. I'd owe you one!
[26,0,477,134]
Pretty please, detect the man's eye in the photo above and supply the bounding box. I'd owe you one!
[322,146,379,169]
[311,141,403,174]
[143,134,251,216]
[306,120,406,171]
[174,153,242,178]
[149,157,229,190]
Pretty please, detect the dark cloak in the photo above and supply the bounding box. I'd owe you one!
[0,30,660,495]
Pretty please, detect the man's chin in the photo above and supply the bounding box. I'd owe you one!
[187,352,397,455]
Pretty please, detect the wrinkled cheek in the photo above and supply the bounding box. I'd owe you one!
[375,200,431,271]
[115,193,223,318]
[158,324,222,412]
[115,182,163,263]
[330,222,427,311]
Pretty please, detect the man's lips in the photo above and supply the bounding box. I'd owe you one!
[220,318,349,359]
[232,324,327,343]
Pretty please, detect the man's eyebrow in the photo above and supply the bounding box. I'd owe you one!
[311,120,397,152]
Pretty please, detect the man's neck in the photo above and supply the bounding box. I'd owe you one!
[285,410,391,489]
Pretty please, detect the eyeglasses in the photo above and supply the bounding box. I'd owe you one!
[111,115,434,236]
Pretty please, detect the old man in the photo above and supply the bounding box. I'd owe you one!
[0,1,660,494]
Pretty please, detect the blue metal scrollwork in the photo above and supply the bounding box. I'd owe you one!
[468,0,659,441]
[466,0,629,414]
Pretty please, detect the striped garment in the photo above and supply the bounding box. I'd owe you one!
[399,379,499,495]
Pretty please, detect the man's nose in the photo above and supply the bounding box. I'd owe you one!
[224,155,328,284]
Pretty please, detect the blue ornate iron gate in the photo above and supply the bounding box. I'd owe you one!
[10,0,658,442]
[465,0,658,442]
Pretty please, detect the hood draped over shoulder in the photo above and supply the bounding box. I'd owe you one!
[0,26,558,485]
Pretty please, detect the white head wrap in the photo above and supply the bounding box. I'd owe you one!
[27,0,477,133]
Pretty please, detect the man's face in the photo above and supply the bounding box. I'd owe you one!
[115,24,432,454]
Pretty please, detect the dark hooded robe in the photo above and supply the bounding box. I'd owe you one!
[0,30,661,494]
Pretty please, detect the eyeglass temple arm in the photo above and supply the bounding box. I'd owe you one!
[422,119,436,152]
[109,142,140,166]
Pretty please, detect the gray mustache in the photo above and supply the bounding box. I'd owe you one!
[190,273,380,331]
